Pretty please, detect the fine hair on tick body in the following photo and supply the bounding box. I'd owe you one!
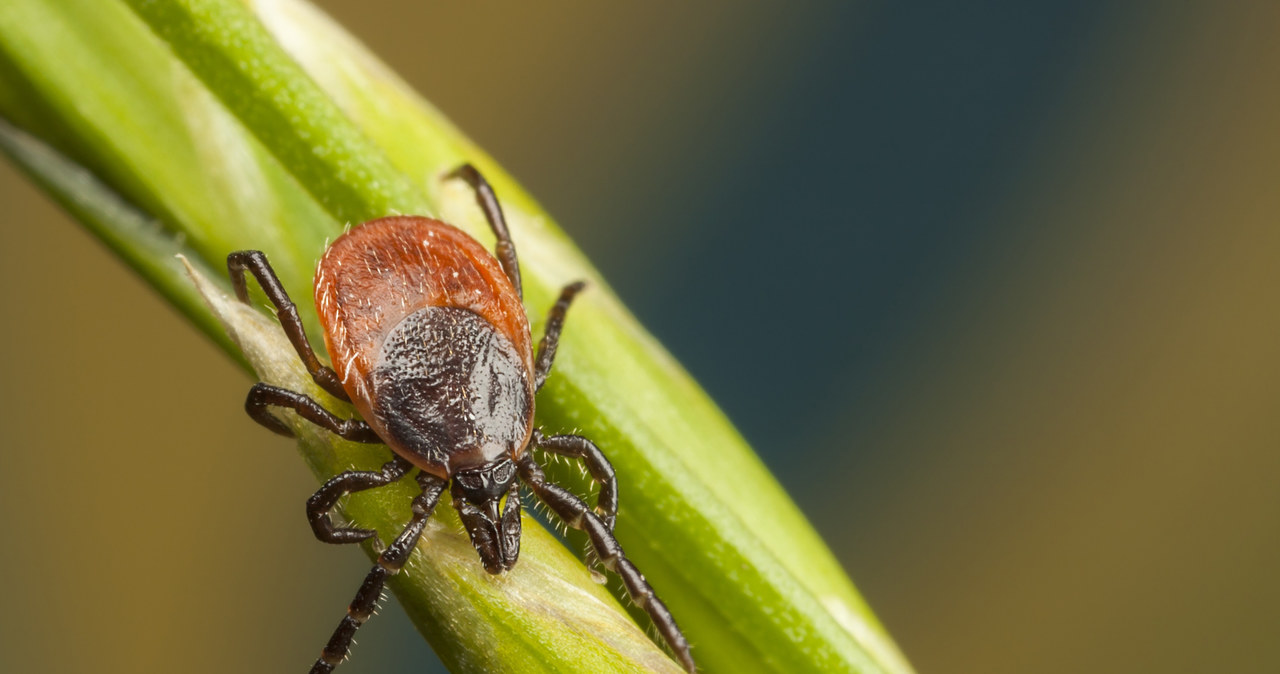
[226,164,695,673]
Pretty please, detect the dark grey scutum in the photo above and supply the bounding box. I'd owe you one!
[371,306,532,471]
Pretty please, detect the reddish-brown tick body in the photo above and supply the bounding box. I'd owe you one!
[230,165,694,674]
[315,216,535,478]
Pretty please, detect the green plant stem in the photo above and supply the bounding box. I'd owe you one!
[0,0,914,672]
[126,0,431,223]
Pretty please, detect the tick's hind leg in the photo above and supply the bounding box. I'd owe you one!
[245,383,380,442]
[311,472,447,674]
[447,164,522,299]
[518,454,695,673]
[227,250,349,401]
[534,281,586,391]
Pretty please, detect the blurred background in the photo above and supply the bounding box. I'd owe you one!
[2,2,1278,673]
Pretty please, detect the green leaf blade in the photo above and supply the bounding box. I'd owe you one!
[124,0,432,223]
[249,5,913,670]
[0,0,914,672]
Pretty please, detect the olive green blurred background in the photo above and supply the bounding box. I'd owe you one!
[2,2,1278,673]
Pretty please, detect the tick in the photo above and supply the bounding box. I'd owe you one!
[227,165,694,673]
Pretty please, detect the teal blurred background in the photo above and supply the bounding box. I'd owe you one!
[2,2,1278,673]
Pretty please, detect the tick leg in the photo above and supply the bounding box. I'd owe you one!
[447,164,522,299]
[533,429,617,531]
[533,281,586,391]
[245,383,380,443]
[518,455,695,673]
[306,456,413,545]
[311,472,447,674]
[227,250,349,401]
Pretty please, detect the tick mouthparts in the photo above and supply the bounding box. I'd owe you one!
[484,498,503,524]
